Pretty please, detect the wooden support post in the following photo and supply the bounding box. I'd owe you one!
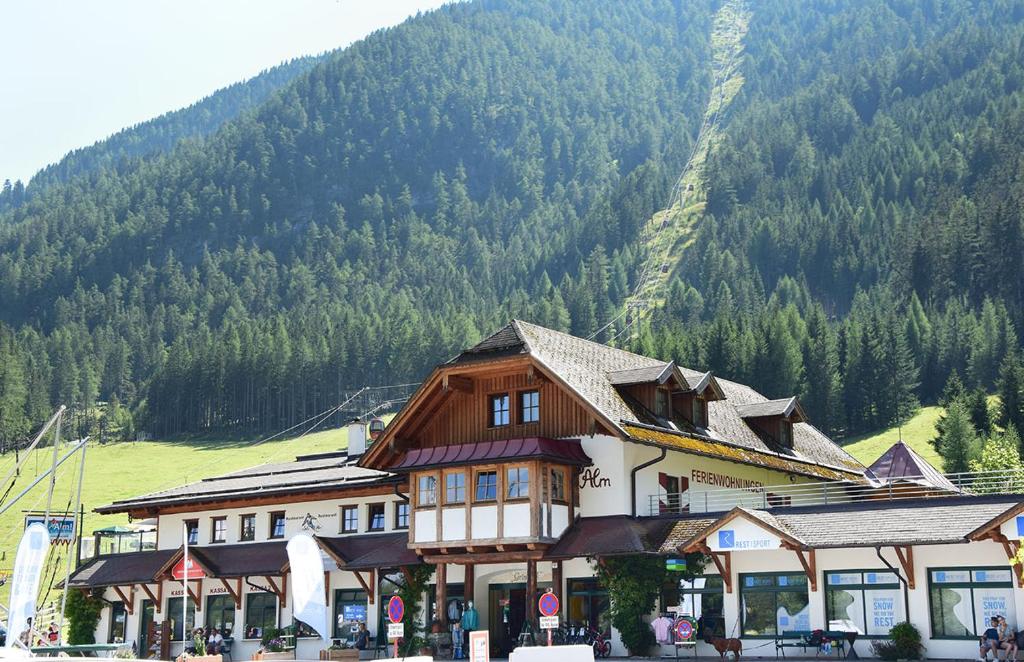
[220,578,242,610]
[894,546,917,590]
[113,585,135,615]
[526,559,538,628]
[792,548,817,592]
[699,544,732,593]
[139,584,159,611]
[325,571,331,606]
[353,570,376,604]
[436,562,448,625]
[464,564,475,607]
[265,576,287,609]
[188,579,203,610]
[551,561,562,602]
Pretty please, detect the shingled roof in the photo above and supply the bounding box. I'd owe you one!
[665,496,1024,552]
[545,516,676,559]
[868,441,958,492]
[97,452,397,515]
[450,321,865,479]
[65,549,178,588]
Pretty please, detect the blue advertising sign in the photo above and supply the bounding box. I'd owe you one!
[24,514,75,543]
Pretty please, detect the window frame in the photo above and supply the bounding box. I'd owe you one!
[205,593,237,637]
[239,513,256,542]
[473,469,499,503]
[655,387,671,419]
[506,465,530,500]
[550,467,567,503]
[185,519,200,546]
[488,393,511,428]
[243,591,278,641]
[739,572,810,638]
[445,471,466,505]
[167,596,197,641]
[332,588,369,638]
[519,390,540,424]
[928,566,1015,640]
[269,511,286,539]
[394,501,410,529]
[662,575,726,638]
[823,569,904,639]
[108,601,127,643]
[341,505,359,534]
[211,516,227,544]
[416,473,438,508]
[367,503,385,532]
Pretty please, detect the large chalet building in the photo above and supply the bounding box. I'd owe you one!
[69,321,1024,659]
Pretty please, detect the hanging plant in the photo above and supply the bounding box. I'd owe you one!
[593,553,706,656]
[394,564,435,657]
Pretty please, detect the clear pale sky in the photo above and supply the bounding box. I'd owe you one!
[0,0,450,184]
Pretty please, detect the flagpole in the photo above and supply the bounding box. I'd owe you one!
[57,440,87,645]
[183,521,189,650]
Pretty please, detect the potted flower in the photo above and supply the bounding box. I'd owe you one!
[320,642,359,661]
[178,633,223,662]
[252,629,293,661]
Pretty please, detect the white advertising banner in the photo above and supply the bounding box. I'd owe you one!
[286,533,329,642]
[5,523,50,648]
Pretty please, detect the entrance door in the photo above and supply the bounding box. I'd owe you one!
[487,582,551,656]
[138,600,155,658]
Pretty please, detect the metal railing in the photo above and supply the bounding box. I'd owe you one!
[647,469,1024,516]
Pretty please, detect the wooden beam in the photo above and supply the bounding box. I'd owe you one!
[551,561,562,602]
[400,566,414,586]
[436,563,448,625]
[443,374,474,393]
[792,548,817,592]
[526,560,538,628]
[352,570,376,604]
[188,579,203,610]
[220,578,242,610]
[139,584,160,612]
[893,546,917,590]
[423,550,546,565]
[464,564,475,605]
[264,576,286,609]
[113,585,135,615]
[324,571,331,606]
[987,532,1022,588]
[699,544,732,594]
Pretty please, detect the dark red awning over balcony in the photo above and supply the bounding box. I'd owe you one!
[390,437,592,471]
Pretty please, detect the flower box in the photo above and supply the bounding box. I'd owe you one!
[251,651,293,661]
[319,649,360,661]
[177,655,222,662]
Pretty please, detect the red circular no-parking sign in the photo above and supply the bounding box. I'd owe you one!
[538,591,560,617]
[388,595,405,624]
[675,617,695,642]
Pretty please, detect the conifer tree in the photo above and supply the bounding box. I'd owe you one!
[935,400,980,474]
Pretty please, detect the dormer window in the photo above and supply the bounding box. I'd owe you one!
[691,396,706,428]
[779,420,793,448]
[656,389,670,419]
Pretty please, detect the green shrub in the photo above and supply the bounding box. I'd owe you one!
[871,622,924,660]
[65,589,104,645]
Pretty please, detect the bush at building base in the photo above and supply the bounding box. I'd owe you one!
[870,622,924,660]
[593,553,706,656]
[65,588,105,645]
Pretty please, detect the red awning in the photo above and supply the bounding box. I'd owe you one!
[391,437,591,471]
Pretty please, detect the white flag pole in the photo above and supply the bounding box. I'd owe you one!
[183,521,189,647]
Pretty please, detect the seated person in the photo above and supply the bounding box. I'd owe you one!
[1000,616,1018,661]
[355,623,370,650]
[981,616,1001,661]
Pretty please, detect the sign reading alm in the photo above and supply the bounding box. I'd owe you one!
[24,514,76,543]
[171,557,206,580]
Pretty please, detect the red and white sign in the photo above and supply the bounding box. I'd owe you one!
[171,557,206,580]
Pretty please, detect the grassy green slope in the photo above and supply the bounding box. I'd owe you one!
[842,406,944,469]
[0,426,350,603]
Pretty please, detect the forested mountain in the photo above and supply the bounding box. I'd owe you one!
[0,56,319,210]
[2,0,1024,447]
